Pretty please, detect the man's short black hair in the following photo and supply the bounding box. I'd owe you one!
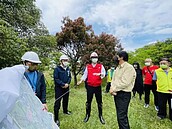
[117,51,128,61]
[161,58,170,62]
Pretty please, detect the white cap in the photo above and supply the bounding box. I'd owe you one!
[60,55,68,61]
[90,52,98,58]
[21,51,41,63]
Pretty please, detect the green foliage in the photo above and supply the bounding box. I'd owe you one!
[129,39,172,67]
[0,20,27,68]
[26,35,58,71]
[0,0,41,35]
[0,0,56,69]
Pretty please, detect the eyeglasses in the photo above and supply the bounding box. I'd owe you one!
[160,63,167,65]
[160,61,168,65]
[31,63,39,66]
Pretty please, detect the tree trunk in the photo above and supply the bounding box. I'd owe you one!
[73,72,77,87]
[72,64,78,87]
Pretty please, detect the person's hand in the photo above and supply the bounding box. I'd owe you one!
[168,90,172,94]
[42,104,48,111]
[93,73,101,76]
[63,84,69,88]
[110,88,117,96]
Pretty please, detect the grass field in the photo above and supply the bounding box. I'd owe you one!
[44,71,172,129]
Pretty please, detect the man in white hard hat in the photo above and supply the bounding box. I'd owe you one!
[53,54,72,126]
[77,52,106,124]
[21,51,48,111]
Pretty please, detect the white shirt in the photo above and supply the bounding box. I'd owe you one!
[81,63,106,81]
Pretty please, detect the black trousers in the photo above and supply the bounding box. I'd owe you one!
[54,86,69,121]
[114,91,131,129]
[86,85,102,112]
[144,84,158,106]
[157,92,172,120]
[105,82,111,92]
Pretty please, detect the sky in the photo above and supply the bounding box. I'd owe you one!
[35,0,172,51]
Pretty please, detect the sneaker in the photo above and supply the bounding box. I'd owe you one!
[63,111,72,115]
[157,116,165,120]
[155,106,159,111]
[55,120,60,126]
[99,115,105,124]
[144,104,149,108]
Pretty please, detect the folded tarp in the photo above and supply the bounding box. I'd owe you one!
[0,65,59,129]
[0,65,25,122]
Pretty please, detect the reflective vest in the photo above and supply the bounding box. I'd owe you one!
[107,69,115,82]
[87,64,102,87]
[156,68,172,93]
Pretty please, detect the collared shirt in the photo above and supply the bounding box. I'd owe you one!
[81,63,106,81]
[153,69,169,80]
[60,64,67,70]
[111,62,136,92]
[25,71,38,92]
[142,65,159,85]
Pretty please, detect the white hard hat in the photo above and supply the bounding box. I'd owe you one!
[21,51,41,63]
[60,55,68,61]
[90,52,98,58]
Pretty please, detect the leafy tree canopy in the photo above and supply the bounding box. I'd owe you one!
[0,0,41,36]
[129,39,172,67]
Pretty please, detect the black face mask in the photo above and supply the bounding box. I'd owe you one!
[114,56,119,65]
[28,68,36,72]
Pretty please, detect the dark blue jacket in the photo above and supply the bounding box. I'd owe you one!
[54,66,71,88]
[24,71,46,104]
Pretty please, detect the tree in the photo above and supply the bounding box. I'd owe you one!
[27,35,58,71]
[0,20,27,69]
[56,17,122,85]
[128,38,172,67]
[0,0,41,36]
[0,0,53,70]
[56,17,93,85]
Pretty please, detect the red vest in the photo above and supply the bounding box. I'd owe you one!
[87,63,102,87]
[142,65,159,85]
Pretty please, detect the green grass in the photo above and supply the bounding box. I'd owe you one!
[45,71,172,129]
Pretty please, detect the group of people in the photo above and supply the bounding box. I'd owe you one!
[132,58,172,121]
[21,50,172,129]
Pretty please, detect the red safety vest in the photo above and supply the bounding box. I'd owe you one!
[87,63,102,87]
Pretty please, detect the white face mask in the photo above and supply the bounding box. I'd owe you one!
[24,65,29,70]
[92,58,98,63]
[63,61,69,67]
[145,62,151,66]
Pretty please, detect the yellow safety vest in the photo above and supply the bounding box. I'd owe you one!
[156,68,172,93]
[107,69,115,82]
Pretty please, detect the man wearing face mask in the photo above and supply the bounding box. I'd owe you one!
[22,51,48,111]
[110,51,136,129]
[142,58,159,111]
[77,52,106,124]
[53,54,72,126]
[153,58,172,120]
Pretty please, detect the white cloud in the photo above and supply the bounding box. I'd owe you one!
[36,0,88,33]
[85,0,172,36]
[155,28,172,34]
[35,0,172,50]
